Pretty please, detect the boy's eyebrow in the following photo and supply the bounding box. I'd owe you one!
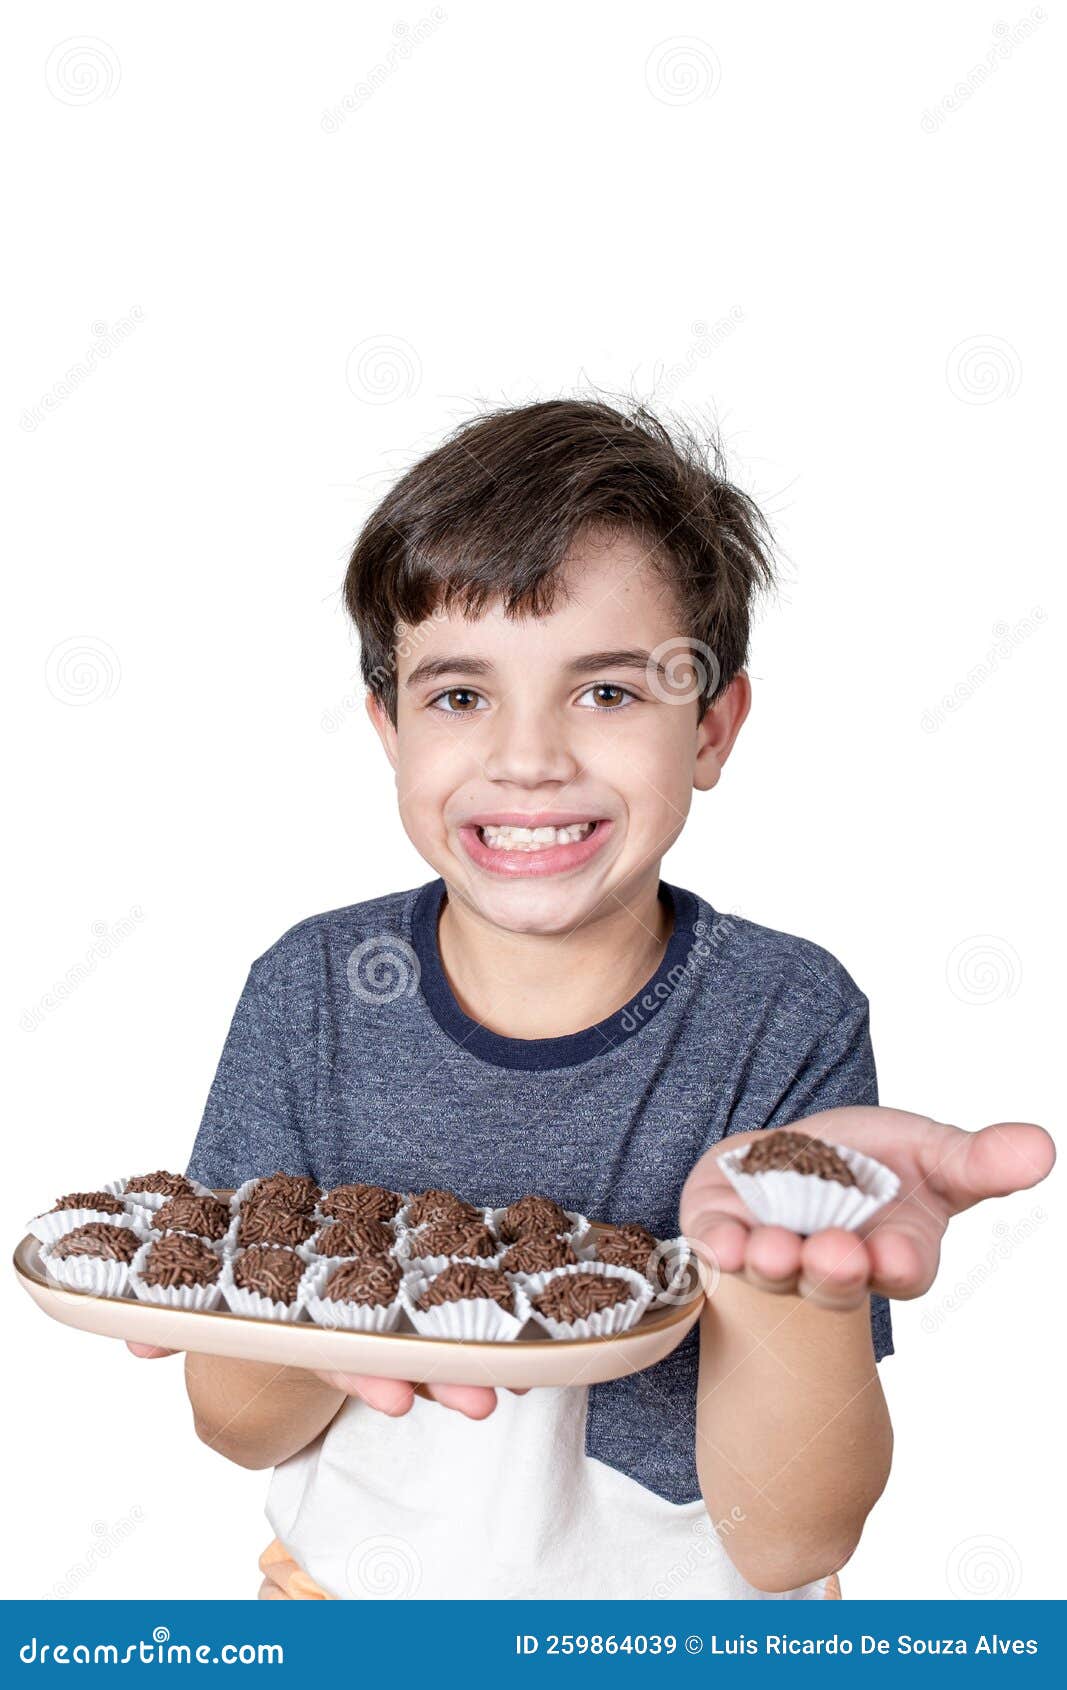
[405,649,673,687]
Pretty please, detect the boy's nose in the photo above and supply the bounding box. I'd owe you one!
[480,711,580,788]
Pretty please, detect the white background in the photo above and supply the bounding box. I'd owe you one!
[3,0,1062,1602]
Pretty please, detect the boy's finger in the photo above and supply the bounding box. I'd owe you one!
[318,1372,415,1415]
[126,1341,178,1358]
[864,1225,934,1299]
[797,1229,870,1308]
[425,1382,498,1418]
[743,1225,802,1294]
[686,1211,748,1274]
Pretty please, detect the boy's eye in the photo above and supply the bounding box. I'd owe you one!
[577,683,636,710]
[429,687,487,713]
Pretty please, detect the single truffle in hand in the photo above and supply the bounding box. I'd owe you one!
[738,1130,856,1187]
[51,1222,140,1263]
[154,1194,231,1241]
[596,1223,667,1287]
[405,1188,479,1227]
[320,1182,402,1222]
[237,1204,316,1248]
[532,1271,637,1323]
[417,1262,514,1313]
[411,1219,497,1260]
[314,1218,394,1257]
[322,1255,402,1308]
[49,1190,126,1216]
[125,1170,193,1199]
[501,1234,578,1274]
[233,1246,305,1304]
[246,1173,321,1214]
[498,1194,570,1242]
[139,1233,220,1289]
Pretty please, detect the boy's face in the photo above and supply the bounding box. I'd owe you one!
[369,529,749,937]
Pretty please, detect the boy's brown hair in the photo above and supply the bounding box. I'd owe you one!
[343,398,776,720]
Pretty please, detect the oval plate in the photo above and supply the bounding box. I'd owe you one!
[13,1230,703,1388]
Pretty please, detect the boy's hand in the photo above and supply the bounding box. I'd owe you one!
[681,1106,1054,1310]
[126,1345,523,1416]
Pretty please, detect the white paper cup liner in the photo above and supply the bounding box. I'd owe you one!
[717,1141,901,1233]
[487,1207,590,1249]
[302,1258,404,1332]
[128,1237,226,1310]
[219,1250,308,1322]
[520,1261,652,1339]
[39,1214,155,1297]
[400,1265,531,1341]
[119,1175,215,1214]
[28,1180,130,1245]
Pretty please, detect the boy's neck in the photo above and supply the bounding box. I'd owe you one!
[435,873,673,1041]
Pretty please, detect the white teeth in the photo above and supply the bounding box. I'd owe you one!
[478,822,596,851]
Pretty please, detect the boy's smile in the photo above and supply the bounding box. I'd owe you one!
[369,529,750,941]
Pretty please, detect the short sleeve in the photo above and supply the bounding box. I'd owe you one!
[739,993,893,1364]
[186,962,317,1189]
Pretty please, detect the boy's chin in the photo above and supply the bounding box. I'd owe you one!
[450,873,612,938]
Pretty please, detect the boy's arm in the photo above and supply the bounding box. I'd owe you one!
[693,1276,891,1590]
[681,1107,1053,1591]
[184,1356,346,1471]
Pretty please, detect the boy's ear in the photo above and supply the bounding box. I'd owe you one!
[365,690,399,772]
[694,672,752,792]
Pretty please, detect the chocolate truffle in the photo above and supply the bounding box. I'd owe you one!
[417,1262,514,1313]
[125,1170,193,1199]
[319,1182,402,1222]
[411,1219,497,1259]
[233,1246,304,1304]
[246,1173,320,1214]
[236,1204,316,1248]
[404,1188,479,1227]
[321,1255,401,1307]
[51,1222,139,1263]
[532,1271,636,1323]
[498,1194,570,1242]
[596,1223,667,1286]
[738,1130,856,1187]
[49,1190,126,1216]
[154,1193,231,1240]
[501,1234,578,1274]
[314,1218,394,1257]
[139,1233,220,1289]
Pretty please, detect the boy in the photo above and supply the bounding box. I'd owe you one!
[136,400,1052,1600]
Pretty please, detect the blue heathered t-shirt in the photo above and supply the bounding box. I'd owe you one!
[188,878,892,1506]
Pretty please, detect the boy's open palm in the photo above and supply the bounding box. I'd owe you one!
[680,1106,1054,1310]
